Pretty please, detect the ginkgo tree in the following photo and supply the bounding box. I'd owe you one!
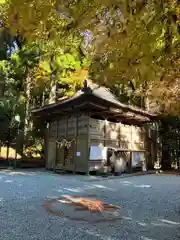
[89,1,180,112]
[1,0,179,113]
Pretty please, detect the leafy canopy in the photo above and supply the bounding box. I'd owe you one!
[1,0,180,113]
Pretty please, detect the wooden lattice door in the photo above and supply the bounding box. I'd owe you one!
[63,141,75,166]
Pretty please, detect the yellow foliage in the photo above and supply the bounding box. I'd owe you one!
[1,0,179,112]
[0,147,21,159]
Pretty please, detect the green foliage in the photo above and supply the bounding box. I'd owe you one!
[0,96,22,143]
[0,13,88,157]
[55,53,81,70]
[158,115,180,170]
[0,1,179,106]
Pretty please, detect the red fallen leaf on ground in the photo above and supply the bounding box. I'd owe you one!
[63,196,120,212]
[64,196,104,212]
[44,196,121,222]
[79,199,104,212]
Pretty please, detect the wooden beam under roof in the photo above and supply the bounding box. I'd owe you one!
[89,104,151,123]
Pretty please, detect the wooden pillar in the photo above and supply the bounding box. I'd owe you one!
[129,151,132,173]
[129,125,133,173]
[118,121,121,149]
[104,119,107,147]
[150,122,158,169]
[144,123,152,170]
[74,115,78,174]
[64,115,68,167]
[54,119,59,172]
[86,113,90,175]
[45,122,50,169]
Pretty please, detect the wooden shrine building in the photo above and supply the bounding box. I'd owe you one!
[32,82,157,174]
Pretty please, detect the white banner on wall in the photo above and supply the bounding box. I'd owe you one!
[89,146,107,160]
[132,152,145,167]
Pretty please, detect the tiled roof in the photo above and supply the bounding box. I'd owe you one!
[32,83,156,118]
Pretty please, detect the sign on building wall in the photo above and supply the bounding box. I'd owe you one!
[132,151,145,168]
[89,146,107,161]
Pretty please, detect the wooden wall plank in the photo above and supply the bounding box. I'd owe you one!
[67,116,77,136]
[105,140,119,149]
[106,121,119,140]
[89,118,105,138]
[49,121,57,138]
[58,117,67,137]
[78,115,89,135]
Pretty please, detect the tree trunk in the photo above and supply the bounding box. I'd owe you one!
[144,95,150,111]
[144,95,153,169]
[24,73,32,137]
[161,121,171,170]
[164,12,172,54]
[178,133,180,170]
[161,147,171,170]
[6,143,10,166]
[48,54,57,104]
[6,127,10,166]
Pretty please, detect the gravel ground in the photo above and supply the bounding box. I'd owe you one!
[0,169,180,240]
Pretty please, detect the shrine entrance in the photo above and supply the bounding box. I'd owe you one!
[55,138,76,172]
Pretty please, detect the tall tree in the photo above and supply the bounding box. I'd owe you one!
[2,0,179,113]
